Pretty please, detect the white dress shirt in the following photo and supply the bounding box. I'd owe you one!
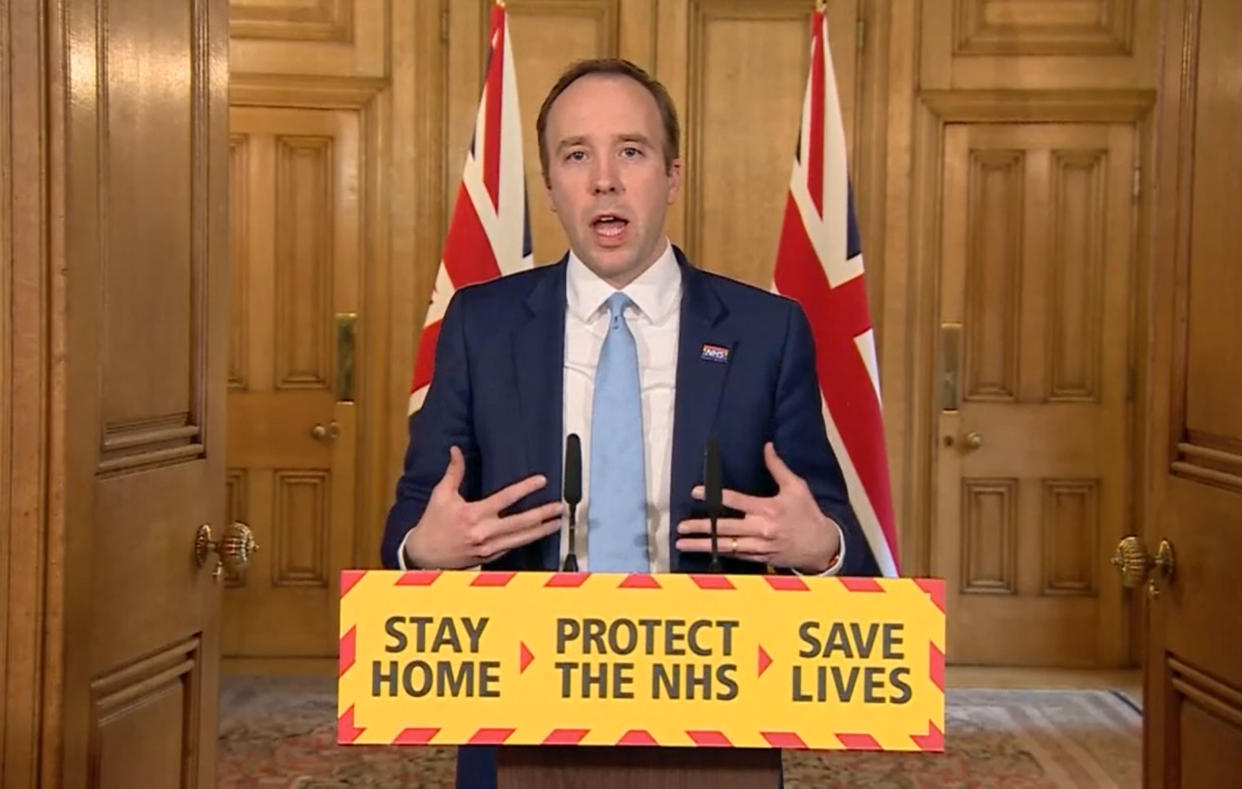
[561,242,681,572]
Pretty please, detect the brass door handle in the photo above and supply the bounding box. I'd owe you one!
[196,522,259,580]
[311,421,341,442]
[965,432,983,449]
[1111,536,1174,591]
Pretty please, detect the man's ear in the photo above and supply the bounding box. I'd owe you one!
[666,158,683,204]
[544,175,557,213]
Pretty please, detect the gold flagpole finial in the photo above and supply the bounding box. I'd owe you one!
[815,0,827,11]
[496,0,507,8]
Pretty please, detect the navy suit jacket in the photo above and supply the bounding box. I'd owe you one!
[382,247,879,577]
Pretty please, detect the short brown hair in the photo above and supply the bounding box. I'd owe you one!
[535,58,680,187]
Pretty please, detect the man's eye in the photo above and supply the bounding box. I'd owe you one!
[566,150,587,162]
[621,147,642,158]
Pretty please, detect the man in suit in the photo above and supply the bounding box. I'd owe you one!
[382,57,880,786]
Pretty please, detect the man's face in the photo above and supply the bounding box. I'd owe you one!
[543,74,682,288]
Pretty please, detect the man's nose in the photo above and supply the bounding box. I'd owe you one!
[591,160,621,194]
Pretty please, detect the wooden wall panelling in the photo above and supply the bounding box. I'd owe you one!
[877,0,919,572]
[921,0,1159,89]
[2,0,56,783]
[383,1,443,572]
[229,0,387,78]
[656,0,861,287]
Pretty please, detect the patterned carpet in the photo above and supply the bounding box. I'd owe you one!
[218,675,1140,788]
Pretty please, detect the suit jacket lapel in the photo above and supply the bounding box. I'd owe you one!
[512,260,567,570]
[669,251,735,571]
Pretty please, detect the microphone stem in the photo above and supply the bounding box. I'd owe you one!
[708,513,721,572]
[562,505,579,572]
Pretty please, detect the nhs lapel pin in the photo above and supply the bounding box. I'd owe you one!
[700,343,730,364]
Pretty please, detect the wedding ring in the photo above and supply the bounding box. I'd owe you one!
[730,537,739,554]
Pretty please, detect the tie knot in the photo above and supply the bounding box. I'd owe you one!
[605,292,634,317]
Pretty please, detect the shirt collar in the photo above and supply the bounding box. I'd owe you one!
[566,241,681,324]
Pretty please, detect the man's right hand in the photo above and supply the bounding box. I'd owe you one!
[401,446,564,569]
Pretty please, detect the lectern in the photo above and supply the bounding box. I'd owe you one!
[337,569,947,783]
[495,745,781,788]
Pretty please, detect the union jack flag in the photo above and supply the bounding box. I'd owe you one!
[409,1,533,414]
[773,8,900,576]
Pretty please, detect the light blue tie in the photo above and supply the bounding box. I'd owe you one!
[588,293,649,572]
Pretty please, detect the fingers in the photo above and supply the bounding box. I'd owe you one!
[477,473,550,516]
[763,442,799,487]
[437,446,467,492]
[478,515,563,563]
[678,517,757,537]
[492,500,565,537]
[691,486,767,514]
[675,535,770,562]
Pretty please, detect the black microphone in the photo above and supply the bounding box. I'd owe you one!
[704,439,723,572]
[562,433,582,571]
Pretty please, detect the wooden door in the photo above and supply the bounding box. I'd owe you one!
[58,0,230,785]
[224,106,361,662]
[937,123,1136,665]
[1142,0,1242,783]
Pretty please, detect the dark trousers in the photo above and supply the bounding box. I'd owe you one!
[455,745,496,789]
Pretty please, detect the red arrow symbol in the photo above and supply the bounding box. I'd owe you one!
[520,642,534,674]
[758,644,772,677]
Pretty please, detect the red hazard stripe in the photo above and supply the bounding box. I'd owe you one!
[838,577,884,592]
[686,730,733,747]
[545,573,589,587]
[340,570,366,598]
[519,642,534,673]
[758,645,773,677]
[543,728,589,745]
[911,720,944,751]
[915,578,946,613]
[617,730,658,746]
[396,570,442,586]
[765,576,810,591]
[690,575,735,590]
[469,728,516,745]
[761,731,807,749]
[836,733,882,750]
[930,643,945,691]
[471,571,517,587]
[393,727,440,745]
[619,573,661,589]
[337,705,364,744]
[338,626,356,677]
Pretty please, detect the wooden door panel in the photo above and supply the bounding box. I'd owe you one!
[938,122,1133,665]
[225,106,359,659]
[921,0,1159,89]
[228,0,386,78]
[61,0,228,784]
[91,638,202,788]
[1146,0,1242,783]
[1165,659,1242,788]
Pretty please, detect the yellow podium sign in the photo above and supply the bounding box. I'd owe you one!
[338,570,945,751]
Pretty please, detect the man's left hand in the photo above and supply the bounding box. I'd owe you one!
[675,442,841,573]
